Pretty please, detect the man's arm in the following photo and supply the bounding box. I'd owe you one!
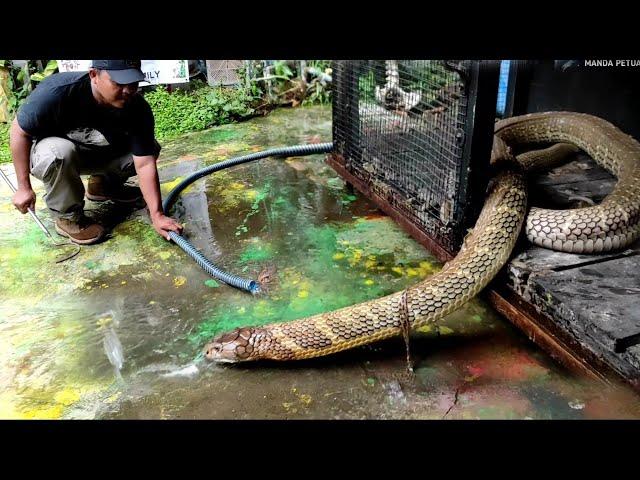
[134,154,183,240]
[9,117,36,214]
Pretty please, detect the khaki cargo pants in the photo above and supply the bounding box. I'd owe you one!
[29,137,137,221]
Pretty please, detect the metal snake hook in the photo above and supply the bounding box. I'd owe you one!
[0,168,80,263]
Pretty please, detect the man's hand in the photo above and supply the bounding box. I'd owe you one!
[13,186,36,214]
[150,212,184,241]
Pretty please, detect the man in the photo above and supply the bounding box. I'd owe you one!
[9,59,183,244]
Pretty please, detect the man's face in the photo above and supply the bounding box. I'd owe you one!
[90,69,139,108]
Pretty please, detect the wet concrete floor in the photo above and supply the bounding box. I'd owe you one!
[1,106,639,419]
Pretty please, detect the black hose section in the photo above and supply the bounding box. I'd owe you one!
[167,231,259,293]
[162,143,334,213]
[163,142,334,294]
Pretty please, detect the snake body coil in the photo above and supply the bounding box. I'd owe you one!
[205,112,640,363]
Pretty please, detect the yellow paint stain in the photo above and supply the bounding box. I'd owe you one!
[364,259,378,269]
[230,182,245,190]
[120,281,127,285]
[75,277,92,289]
[364,279,374,285]
[161,177,185,192]
[349,249,363,267]
[417,325,433,333]
[298,394,313,406]
[54,388,81,406]
[173,276,187,287]
[439,326,455,335]
[417,261,440,277]
[149,301,156,305]
[282,402,297,413]
[332,252,345,260]
[298,290,309,298]
[96,317,113,328]
[245,189,258,200]
[406,268,419,276]
[391,266,404,276]
[157,251,172,260]
[105,392,121,404]
[22,404,65,420]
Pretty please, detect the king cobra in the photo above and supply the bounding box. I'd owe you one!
[204,112,640,363]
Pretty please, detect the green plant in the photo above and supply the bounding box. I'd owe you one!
[302,60,332,106]
[0,60,59,115]
[0,122,11,164]
[143,80,257,139]
[273,60,294,80]
[358,70,376,102]
[6,64,32,114]
[236,62,264,99]
[30,60,58,83]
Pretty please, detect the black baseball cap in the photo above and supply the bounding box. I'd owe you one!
[91,60,145,84]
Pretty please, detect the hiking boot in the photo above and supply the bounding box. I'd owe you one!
[55,216,106,245]
[86,175,143,204]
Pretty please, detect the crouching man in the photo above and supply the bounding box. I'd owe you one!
[10,59,183,244]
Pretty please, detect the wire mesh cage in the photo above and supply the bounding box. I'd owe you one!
[206,60,244,86]
[330,60,497,255]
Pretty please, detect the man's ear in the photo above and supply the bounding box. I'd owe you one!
[88,68,99,80]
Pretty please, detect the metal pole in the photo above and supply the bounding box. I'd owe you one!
[0,167,54,240]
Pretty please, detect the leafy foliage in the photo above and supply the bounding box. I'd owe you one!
[143,80,257,139]
[0,60,334,163]
[0,122,10,164]
[0,60,58,115]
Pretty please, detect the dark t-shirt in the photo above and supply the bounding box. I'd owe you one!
[17,72,159,158]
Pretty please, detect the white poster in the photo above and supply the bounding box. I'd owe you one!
[56,60,189,86]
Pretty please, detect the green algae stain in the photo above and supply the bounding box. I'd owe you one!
[336,217,439,265]
[188,218,438,346]
[239,242,274,263]
[0,224,67,298]
[326,177,345,191]
[340,194,357,204]
[204,279,220,288]
[201,128,241,144]
[84,260,99,270]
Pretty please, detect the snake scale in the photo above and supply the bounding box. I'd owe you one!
[204,112,640,363]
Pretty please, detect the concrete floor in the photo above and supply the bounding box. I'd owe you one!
[1,106,639,419]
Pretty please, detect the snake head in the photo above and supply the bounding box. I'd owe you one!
[203,328,258,363]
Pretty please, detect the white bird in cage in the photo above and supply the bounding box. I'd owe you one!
[374,60,422,113]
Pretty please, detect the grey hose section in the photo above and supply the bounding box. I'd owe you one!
[163,142,334,293]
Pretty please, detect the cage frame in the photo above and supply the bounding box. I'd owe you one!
[327,60,500,260]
